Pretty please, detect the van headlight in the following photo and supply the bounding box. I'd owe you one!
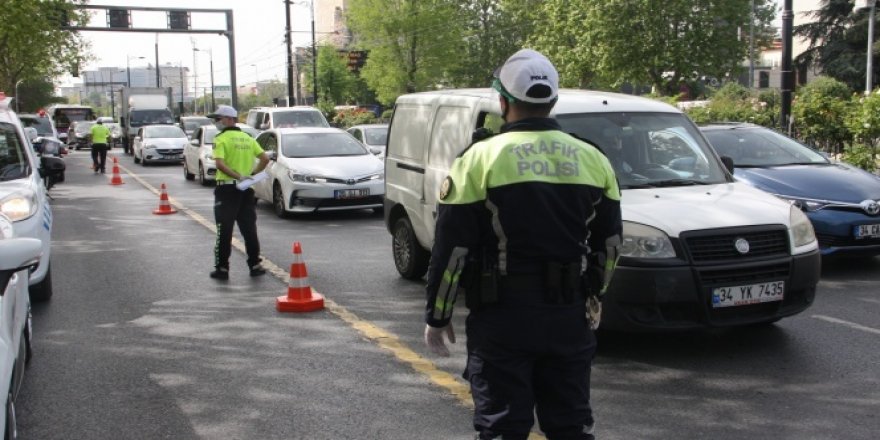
[0,191,37,221]
[790,205,817,247]
[620,221,676,259]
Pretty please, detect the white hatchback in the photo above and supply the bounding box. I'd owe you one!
[132,125,188,165]
[253,127,385,216]
[183,124,259,186]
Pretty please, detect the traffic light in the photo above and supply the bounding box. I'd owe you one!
[168,11,190,30]
[108,9,130,29]
[347,51,368,73]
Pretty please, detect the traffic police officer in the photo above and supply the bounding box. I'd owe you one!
[423,49,622,440]
[208,105,270,280]
[89,119,111,173]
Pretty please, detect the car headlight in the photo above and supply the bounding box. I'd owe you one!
[0,191,37,222]
[288,170,326,183]
[620,221,676,259]
[366,173,383,181]
[776,195,828,212]
[790,205,817,247]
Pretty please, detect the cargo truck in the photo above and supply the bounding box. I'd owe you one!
[117,87,174,154]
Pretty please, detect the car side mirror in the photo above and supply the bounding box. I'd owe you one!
[191,139,199,146]
[260,123,269,130]
[369,147,382,155]
[0,238,42,272]
[24,127,39,142]
[720,156,735,174]
[268,150,277,161]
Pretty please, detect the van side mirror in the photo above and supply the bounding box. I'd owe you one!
[720,156,735,174]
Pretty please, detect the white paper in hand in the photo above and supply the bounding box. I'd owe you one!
[236,171,269,191]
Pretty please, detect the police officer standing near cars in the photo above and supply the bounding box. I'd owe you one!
[423,49,622,440]
[89,119,111,174]
[208,105,270,280]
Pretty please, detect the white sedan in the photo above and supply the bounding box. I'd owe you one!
[0,214,38,439]
[183,124,259,186]
[132,125,188,166]
[253,127,385,217]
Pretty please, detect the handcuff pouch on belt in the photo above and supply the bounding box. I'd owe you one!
[462,250,498,310]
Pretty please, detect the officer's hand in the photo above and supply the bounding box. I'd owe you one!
[424,323,455,357]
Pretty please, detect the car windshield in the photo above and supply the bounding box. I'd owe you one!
[702,127,828,167]
[273,111,329,128]
[364,127,388,146]
[280,132,368,158]
[131,110,175,126]
[74,122,95,134]
[556,112,729,188]
[204,126,259,144]
[0,122,31,181]
[145,126,186,138]
[184,118,212,132]
[20,117,54,135]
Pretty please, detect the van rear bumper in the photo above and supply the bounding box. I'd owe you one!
[600,249,820,331]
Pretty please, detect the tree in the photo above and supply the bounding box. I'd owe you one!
[794,0,878,92]
[302,46,359,106]
[346,0,461,105]
[791,76,854,155]
[17,78,66,112]
[0,0,91,97]
[529,0,775,95]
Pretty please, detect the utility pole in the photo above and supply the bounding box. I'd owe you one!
[310,0,317,105]
[155,34,161,87]
[285,0,295,106]
[748,0,755,88]
[780,0,793,134]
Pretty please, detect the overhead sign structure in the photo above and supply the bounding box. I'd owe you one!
[63,4,240,108]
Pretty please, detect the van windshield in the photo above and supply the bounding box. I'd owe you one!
[556,112,730,188]
[273,110,329,128]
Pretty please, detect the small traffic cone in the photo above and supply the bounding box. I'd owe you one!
[152,183,178,215]
[276,242,325,313]
[109,157,124,185]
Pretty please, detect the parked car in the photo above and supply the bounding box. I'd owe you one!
[0,214,38,440]
[18,111,59,154]
[0,94,61,302]
[384,89,821,331]
[183,123,259,186]
[245,106,330,131]
[105,122,123,148]
[132,124,188,166]
[253,127,384,217]
[178,116,213,139]
[347,124,389,157]
[67,120,95,150]
[700,123,880,257]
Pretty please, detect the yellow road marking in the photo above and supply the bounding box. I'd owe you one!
[117,159,546,439]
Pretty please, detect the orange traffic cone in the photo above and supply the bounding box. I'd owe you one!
[109,157,124,185]
[152,183,178,215]
[276,242,325,313]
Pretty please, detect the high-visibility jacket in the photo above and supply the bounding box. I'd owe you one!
[90,123,111,144]
[425,117,622,327]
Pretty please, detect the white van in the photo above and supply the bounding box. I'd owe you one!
[245,106,330,131]
[384,89,821,331]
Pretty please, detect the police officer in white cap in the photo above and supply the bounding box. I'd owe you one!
[208,105,270,280]
[423,49,622,439]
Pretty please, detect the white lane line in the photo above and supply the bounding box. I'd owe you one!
[857,297,880,306]
[812,315,880,336]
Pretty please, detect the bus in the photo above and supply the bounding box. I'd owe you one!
[47,104,96,142]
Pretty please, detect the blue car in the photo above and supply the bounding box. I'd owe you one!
[700,123,880,257]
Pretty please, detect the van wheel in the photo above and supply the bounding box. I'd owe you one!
[29,264,53,302]
[392,217,430,280]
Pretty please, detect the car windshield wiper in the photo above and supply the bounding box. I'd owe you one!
[621,183,657,189]
[648,179,711,187]
[774,162,829,166]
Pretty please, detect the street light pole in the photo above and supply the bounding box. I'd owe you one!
[868,2,876,94]
[310,0,317,104]
[14,79,23,113]
[209,49,215,109]
[126,55,145,87]
[192,46,198,113]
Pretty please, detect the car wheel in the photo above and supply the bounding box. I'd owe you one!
[392,216,430,280]
[24,308,32,365]
[183,161,195,180]
[5,391,16,440]
[29,264,53,302]
[198,163,210,187]
[273,182,289,218]
[133,150,141,164]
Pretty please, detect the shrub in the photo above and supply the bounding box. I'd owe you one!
[841,143,878,172]
[332,108,377,128]
[791,76,854,155]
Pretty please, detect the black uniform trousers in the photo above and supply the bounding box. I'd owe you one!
[465,287,596,440]
[213,184,261,270]
[91,143,108,173]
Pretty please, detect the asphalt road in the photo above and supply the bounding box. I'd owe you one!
[16,149,880,439]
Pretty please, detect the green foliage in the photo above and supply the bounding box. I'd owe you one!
[847,89,880,144]
[302,46,361,106]
[841,143,878,172]
[792,76,854,154]
[529,0,775,94]
[0,0,92,94]
[17,78,65,112]
[681,84,778,127]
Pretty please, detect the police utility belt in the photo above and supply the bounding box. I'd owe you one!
[216,180,239,186]
[462,260,599,309]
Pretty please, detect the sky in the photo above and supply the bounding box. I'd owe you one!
[63,0,317,90]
